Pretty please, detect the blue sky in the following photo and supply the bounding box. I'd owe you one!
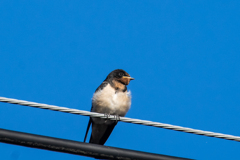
[0,1,240,160]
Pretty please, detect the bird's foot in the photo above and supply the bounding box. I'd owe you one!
[113,115,120,122]
[104,113,111,119]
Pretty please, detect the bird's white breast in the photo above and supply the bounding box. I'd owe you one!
[92,84,131,116]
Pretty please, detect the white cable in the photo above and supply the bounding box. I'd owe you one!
[0,96,240,142]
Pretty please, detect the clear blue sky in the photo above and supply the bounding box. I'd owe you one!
[0,1,240,160]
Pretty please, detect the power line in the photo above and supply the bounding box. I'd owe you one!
[0,128,192,160]
[0,96,240,142]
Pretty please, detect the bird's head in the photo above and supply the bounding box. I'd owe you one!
[106,69,134,85]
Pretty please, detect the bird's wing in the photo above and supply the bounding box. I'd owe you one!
[95,81,108,92]
[89,120,117,145]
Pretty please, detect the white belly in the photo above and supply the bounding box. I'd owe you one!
[92,84,131,116]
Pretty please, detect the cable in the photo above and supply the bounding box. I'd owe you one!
[0,128,192,160]
[0,96,240,142]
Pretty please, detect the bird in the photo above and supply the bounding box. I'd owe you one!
[84,69,134,145]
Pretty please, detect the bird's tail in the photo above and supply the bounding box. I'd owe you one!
[84,118,92,142]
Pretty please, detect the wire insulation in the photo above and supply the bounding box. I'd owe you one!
[0,128,191,160]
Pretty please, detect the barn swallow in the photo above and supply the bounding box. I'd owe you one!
[84,69,134,145]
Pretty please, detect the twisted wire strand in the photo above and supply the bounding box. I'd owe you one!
[0,96,240,142]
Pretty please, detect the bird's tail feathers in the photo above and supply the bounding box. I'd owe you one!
[84,118,92,142]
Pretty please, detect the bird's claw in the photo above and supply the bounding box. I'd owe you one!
[103,114,120,122]
[104,113,111,119]
[114,115,120,122]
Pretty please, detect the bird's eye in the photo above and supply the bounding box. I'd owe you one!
[118,72,123,77]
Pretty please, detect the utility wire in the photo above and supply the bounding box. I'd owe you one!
[0,96,240,142]
[0,128,192,160]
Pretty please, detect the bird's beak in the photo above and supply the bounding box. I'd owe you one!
[123,76,134,80]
